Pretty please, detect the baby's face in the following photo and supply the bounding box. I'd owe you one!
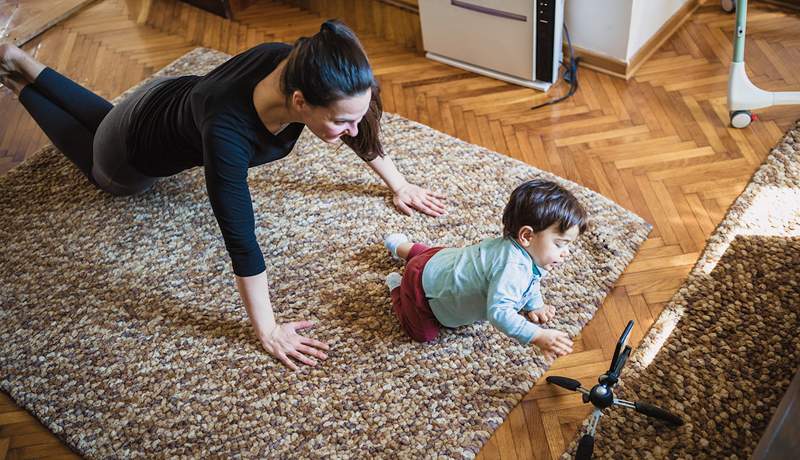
[527,224,580,269]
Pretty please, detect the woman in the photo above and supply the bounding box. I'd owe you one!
[0,20,446,370]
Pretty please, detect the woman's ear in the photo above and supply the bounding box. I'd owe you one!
[517,226,534,246]
[291,90,307,111]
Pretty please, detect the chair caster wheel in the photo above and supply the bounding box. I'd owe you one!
[721,0,736,13]
[730,110,752,128]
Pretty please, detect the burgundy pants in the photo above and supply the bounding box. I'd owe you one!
[390,243,444,342]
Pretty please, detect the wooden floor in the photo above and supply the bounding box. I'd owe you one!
[0,0,95,46]
[1,0,799,458]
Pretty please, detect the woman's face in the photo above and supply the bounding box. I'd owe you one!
[299,89,372,143]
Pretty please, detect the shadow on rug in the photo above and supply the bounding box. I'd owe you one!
[0,49,650,459]
[563,122,800,459]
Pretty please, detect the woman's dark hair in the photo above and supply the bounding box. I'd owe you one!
[281,19,383,161]
[502,179,588,239]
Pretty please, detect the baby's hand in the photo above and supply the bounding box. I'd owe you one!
[532,328,573,361]
[526,304,556,324]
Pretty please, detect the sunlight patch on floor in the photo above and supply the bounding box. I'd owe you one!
[698,186,800,274]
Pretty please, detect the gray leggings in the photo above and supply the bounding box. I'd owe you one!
[18,68,168,196]
[92,78,171,196]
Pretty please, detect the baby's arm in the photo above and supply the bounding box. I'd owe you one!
[487,266,571,357]
[487,301,572,359]
[522,281,545,311]
[526,305,556,324]
[531,329,573,360]
[486,265,543,345]
[521,280,555,324]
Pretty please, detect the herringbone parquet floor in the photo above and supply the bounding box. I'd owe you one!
[0,0,93,46]
[1,0,799,458]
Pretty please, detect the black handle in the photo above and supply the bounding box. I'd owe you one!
[635,402,684,426]
[608,320,635,376]
[546,375,583,391]
[575,434,595,460]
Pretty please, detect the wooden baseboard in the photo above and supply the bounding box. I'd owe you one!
[569,0,703,80]
[759,0,800,11]
[178,0,233,18]
[283,0,423,53]
[283,0,701,79]
[378,0,418,14]
[625,0,704,79]
[569,47,628,80]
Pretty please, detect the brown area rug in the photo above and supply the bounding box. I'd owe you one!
[564,122,800,459]
[0,49,650,459]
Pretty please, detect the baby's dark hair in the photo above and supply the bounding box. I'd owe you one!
[502,179,588,239]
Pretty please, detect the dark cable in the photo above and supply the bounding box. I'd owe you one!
[531,24,579,110]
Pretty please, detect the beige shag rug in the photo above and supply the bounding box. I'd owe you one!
[0,49,650,459]
[563,122,800,459]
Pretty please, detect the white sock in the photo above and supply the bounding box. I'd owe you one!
[384,233,410,260]
[386,272,402,291]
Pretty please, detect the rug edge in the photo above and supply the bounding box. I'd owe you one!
[560,118,800,459]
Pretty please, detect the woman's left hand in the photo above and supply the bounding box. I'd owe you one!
[392,182,447,217]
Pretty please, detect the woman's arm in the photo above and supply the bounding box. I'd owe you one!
[201,122,328,370]
[366,155,447,217]
[236,272,329,370]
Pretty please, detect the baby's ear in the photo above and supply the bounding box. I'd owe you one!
[516,225,535,245]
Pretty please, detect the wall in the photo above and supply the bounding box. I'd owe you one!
[284,0,695,78]
[627,0,689,60]
[563,0,633,62]
[564,0,691,63]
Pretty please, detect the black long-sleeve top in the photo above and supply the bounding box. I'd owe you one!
[127,43,304,277]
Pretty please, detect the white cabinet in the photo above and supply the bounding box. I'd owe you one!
[419,0,564,91]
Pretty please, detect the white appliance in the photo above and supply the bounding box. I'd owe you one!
[418,0,565,92]
[726,0,800,128]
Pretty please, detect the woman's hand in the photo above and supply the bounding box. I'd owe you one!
[364,155,447,217]
[259,321,330,371]
[392,182,447,217]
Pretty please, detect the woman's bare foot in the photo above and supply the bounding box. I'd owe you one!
[0,43,22,76]
[0,73,27,95]
[0,43,45,82]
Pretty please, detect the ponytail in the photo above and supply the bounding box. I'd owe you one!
[281,20,383,161]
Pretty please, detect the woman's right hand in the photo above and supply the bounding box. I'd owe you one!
[259,321,330,370]
[532,328,573,361]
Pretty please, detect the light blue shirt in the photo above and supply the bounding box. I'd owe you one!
[421,237,547,345]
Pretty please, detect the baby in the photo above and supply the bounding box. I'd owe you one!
[384,179,586,359]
